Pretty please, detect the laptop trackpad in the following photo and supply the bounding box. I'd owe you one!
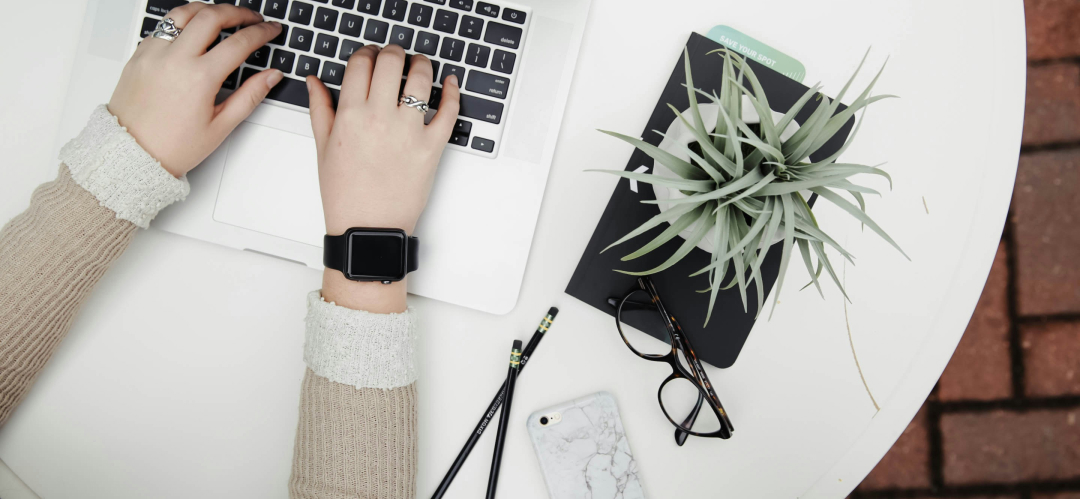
[213,123,325,247]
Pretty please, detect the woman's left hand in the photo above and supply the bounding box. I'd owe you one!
[108,3,284,178]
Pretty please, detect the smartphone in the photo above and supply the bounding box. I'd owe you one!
[526,391,646,499]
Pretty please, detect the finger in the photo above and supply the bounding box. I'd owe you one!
[158,2,209,29]
[175,4,265,55]
[401,54,435,107]
[212,69,285,134]
[306,76,337,153]
[205,21,282,78]
[368,44,408,107]
[338,45,379,108]
[140,2,208,48]
[429,75,461,140]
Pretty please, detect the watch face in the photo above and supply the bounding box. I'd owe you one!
[346,230,407,281]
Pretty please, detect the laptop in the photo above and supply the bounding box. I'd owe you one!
[61,0,592,314]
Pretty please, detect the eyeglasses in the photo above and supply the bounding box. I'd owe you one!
[608,277,734,445]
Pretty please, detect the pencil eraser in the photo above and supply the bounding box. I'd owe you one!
[547,307,559,318]
[513,339,523,350]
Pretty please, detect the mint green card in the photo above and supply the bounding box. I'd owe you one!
[706,25,806,83]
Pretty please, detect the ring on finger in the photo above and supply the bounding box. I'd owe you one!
[399,95,429,114]
[151,18,183,42]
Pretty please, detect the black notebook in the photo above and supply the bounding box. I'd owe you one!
[566,32,854,369]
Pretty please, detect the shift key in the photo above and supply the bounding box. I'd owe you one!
[465,71,510,99]
[459,94,504,124]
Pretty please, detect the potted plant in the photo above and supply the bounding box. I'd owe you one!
[592,49,907,324]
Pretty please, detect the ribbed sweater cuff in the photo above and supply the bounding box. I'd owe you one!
[58,105,190,229]
[303,291,418,390]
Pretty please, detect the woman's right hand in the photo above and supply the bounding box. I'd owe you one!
[306,44,460,313]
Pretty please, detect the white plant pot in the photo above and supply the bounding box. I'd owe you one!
[653,96,801,253]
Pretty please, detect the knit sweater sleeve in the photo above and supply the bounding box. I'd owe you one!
[290,291,420,499]
[0,105,189,427]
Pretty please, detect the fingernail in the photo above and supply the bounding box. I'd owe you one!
[267,70,284,88]
[448,75,459,87]
[270,21,282,28]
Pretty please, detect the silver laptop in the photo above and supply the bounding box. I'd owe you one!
[62,0,591,314]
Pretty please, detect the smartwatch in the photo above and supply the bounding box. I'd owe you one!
[323,228,419,283]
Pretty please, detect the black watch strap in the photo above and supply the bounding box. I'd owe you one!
[323,232,419,277]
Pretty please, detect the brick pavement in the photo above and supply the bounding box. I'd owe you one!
[850,2,1080,498]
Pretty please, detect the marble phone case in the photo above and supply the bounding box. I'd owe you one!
[526,391,645,499]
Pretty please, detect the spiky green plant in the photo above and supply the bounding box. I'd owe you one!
[592,48,908,325]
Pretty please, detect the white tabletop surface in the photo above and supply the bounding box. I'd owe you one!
[0,1,1025,498]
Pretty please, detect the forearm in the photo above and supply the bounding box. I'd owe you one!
[0,106,188,427]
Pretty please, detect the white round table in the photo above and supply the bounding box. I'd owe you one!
[0,1,1025,498]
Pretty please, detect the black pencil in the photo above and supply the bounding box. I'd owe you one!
[485,340,522,499]
[431,307,558,499]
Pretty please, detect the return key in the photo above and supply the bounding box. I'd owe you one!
[466,71,511,99]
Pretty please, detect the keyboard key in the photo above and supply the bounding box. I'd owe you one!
[407,3,433,27]
[465,43,489,67]
[475,1,498,17]
[389,25,414,49]
[339,13,363,36]
[328,87,341,108]
[321,61,346,85]
[296,55,321,77]
[484,22,521,49]
[459,93,503,123]
[458,15,482,39]
[382,0,407,21]
[502,7,525,24]
[271,48,297,73]
[238,0,263,11]
[429,86,442,108]
[146,0,187,17]
[449,133,469,146]
[439,63,465,85]
[263,0,288,19]
[454,119,472,134]
[290,2,314,24]
[402,54,439,77]
[290,28,314,51]
[267,76,310,107]
[339,39,364,60]
[448,0,472,11]
[433,9,457,33]
[425,0,445,4]
[465,70,508,99]
[471,136,494,152]
[312,0,328,3]
[315,33,339,56]
[364,19,389,43]
[240,67,261,86]
[314,7,338,30]
[490,49,515,74]
[331,0,355,8]
[415,31,439,55]
[223,68,240,89]
[271,24,289,45]
[140,17,159,38]
[247,45,272,67]
[357,0,381,15]
[439,37,465,61]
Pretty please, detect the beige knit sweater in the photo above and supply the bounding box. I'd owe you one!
[0,106,418,498]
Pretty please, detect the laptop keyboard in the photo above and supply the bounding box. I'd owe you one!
[138,0,531,157]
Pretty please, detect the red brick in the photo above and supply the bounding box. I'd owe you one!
[857,406,930,490]
[1012,150,1080,316]
[942,408,1080,485]
[1024,63,1080,146]
[1026,0,1080,60]
[1023,321,1080,396]
[1033,493,1080,499]
[939,242,1012,401]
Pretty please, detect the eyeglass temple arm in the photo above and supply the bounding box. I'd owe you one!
[674,392,705,446]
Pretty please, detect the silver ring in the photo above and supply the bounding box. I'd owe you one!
[151,18,182,42]
[399,95,429,114]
